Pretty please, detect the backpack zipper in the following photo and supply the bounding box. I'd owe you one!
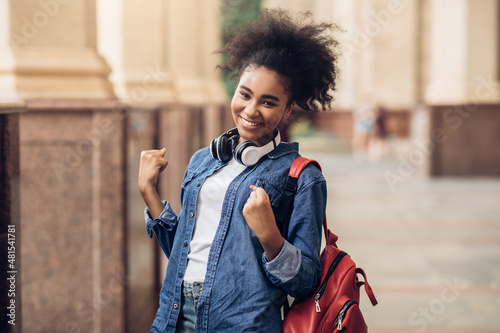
[314,251,348,312]
[333,300,357,330]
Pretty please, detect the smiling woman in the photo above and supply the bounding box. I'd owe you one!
[138,8,341,333]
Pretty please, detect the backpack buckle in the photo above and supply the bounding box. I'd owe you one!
[284,176,298,197]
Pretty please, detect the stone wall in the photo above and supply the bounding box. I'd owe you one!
[19,101,127,332]
[429,104,500,176]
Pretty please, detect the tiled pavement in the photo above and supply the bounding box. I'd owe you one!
[301,150,500,333]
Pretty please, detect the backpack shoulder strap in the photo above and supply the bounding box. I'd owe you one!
[276,157,332,242]
[289,157,322,177]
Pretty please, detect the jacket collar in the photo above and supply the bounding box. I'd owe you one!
[268,141,299,159]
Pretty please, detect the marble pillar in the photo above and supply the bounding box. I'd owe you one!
[97,0,225,106]
[420,0,500,176]
[3,0,114,100]
[425,0,500,104]
[19,101,127,332]
[1,0,129,332]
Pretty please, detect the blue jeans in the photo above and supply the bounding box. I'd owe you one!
[176,282,203,332]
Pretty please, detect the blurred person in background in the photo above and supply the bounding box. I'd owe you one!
[368,106,387,162]
[351,93,377,161]
[138,9,341,332]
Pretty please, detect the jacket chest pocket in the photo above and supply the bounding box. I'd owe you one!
[254,177,285,214]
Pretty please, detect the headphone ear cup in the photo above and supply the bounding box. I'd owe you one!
[211,127,240,162]
[210,137,219,160]
[217,135,233,162]
[234,141,258,166]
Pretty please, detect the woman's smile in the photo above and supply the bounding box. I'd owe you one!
[238,115,263,127]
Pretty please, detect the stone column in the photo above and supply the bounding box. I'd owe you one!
[162,0,226,104]
[97,0,225,106]
[18,101,127,333]
[97,0,173,105]
[3,0,115,100]
[1,1,129,332]
[422,0,500,176]
[425,0,500,104]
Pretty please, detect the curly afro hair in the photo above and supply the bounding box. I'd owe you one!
[217,9,341,111]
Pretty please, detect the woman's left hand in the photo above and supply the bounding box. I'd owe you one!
[243,185,284,260]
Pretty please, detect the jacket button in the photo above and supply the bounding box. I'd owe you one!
[178,273,183,278]
[190,212,194,218]
[196,182,200,187]
[184,242,188,247]
[173,303,179,309]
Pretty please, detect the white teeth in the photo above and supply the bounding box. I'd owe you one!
[240,117,260,126]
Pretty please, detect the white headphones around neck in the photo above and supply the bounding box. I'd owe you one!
[210,128,281,166]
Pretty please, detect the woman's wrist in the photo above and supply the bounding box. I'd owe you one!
[139,181,157,195]
[139,185,164,219]
[258,229,284,261]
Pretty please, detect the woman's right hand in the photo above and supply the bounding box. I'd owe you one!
[138,147,168,194]
[138,148,168,219]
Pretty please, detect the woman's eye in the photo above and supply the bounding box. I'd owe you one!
[262,101,276,107]
[239,91,250,99]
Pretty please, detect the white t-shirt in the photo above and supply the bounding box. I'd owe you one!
[183,157,246,282]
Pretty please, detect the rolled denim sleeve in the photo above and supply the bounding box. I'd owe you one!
[144,200,178,257]
[262,239,319,299]
[262,240,301,282]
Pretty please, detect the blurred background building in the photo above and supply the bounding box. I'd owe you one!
[1,0,499,332]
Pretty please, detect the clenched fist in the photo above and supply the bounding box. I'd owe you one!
[138,148,168,193]
[243,185,284,260]
[138,148,168,219]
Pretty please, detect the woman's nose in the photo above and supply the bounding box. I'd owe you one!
[243,101,259,118]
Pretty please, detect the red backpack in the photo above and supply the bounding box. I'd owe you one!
[277,157,378,333]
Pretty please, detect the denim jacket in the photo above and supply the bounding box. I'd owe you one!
[145,142,326,332]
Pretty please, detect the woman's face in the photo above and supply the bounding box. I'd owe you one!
[231,66,294,146]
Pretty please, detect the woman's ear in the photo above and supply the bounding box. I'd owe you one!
[283,101,295,120]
